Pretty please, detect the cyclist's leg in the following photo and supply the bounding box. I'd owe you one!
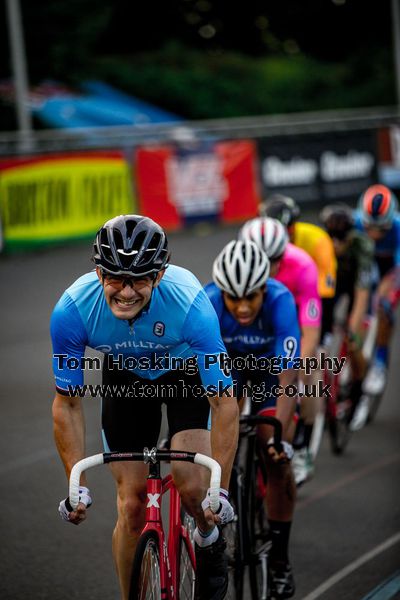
[170,428,211,528]
[161,367,212,529]
[108,462,150,600]
[102,362,163,600]
[364,268,399,395]
[252,374,297,598]
[292,324,320,485]
[165,368,229,600]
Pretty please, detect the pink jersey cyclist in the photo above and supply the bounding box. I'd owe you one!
[239,218,321,328]
[275,243,321,328]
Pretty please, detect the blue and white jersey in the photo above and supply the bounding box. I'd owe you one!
[204,279,300,368]
[51,265,231,394]
[354,211,400,275]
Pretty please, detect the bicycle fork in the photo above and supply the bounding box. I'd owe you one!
[144,463,174,599]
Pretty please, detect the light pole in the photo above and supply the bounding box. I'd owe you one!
[392,0,400,109]
[5,0,33,150]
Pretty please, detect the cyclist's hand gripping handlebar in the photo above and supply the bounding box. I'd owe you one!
[65,450,222,518]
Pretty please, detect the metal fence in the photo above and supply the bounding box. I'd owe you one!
[0,105,399,157]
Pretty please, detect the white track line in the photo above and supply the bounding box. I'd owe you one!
[301,532,400,600]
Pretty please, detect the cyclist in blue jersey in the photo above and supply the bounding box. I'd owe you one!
[51,215,238,600]
[205,240,300,600]
[354,184,400,398]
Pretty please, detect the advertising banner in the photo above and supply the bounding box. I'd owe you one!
[377,126,400,191]
[135,140,259,228]
[258,130,378,204]
[0,151,135,250]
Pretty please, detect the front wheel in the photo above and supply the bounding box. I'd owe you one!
[179,511,196,599]
[129,531,162,600]
[248,462,270,600]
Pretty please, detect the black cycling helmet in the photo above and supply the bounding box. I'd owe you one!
[93,215,170,276]
[260,194,300,227]
[319,203,354,240]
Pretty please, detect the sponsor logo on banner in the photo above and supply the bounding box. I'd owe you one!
[166,154,227,216]
[0,152,135,248]
[320,150,374,181]
[135,141,259,228]
[262,156,318,186]
[259,131,378,202]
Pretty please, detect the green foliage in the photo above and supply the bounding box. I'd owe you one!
[86,41,395,119]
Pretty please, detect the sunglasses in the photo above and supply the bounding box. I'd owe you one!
[101,271,156,291]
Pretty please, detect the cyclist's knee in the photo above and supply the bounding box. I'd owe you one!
[177,480,206,511]
[117,491,146,535]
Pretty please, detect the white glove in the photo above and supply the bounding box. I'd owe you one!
[267,438,294,461]
[58,486,92,522]
[201,488,235,524]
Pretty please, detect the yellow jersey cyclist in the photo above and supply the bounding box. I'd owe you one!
[50,215,239,600]
[260,193,337,338]
[205,239,300,599]
[354,184,400,399]
[319,203,375,430]
[239,217,322,487]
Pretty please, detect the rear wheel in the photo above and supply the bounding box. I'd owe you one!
[129,531,162,600]
[366,393,384,424]
[325,335,353,455]
[179,511,196,599]
[327,397,352,455]
[248,504,271,600]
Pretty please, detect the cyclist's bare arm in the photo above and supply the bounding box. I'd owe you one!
[208,393,239,490]
[53,392,87,478]
[348,287,369,335]
[300,325,321,361]
[53,392,89,524]
[275,368,297,437]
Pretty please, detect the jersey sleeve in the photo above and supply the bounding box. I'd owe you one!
[183,289,232,391]
[270,290,301,370]
[296,261,322,328]
[315,237,337,298]
[50,293,88,394]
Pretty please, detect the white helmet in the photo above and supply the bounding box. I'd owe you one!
[212,240,270,297]
[239,217,288,260]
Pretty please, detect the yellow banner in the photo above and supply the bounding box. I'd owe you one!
[0,154,136,245]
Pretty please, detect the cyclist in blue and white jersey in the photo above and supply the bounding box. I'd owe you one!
[51,215,238,600]
[354,184,400,397]
[205,240,300,600]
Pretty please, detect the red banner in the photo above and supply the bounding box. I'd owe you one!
[135,140,259,229]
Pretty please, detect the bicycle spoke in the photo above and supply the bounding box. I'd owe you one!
[139,542,161,600]
[179,513,196,599]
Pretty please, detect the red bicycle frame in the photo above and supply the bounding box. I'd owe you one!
[68,448,220,600]
[143,465,196,598]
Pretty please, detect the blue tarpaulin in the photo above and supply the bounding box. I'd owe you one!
[32,81,182,129]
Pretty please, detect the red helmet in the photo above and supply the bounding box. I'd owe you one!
[358,184,398,228]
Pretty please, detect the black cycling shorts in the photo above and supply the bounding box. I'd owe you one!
[101,359,211,452]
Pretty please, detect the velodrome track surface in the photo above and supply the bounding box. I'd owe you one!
[0,219,399,600]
